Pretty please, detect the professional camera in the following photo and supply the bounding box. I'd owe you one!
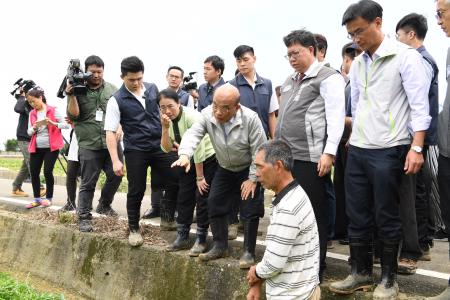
[181,72,198,91]
[57,59,92,98]
[10,78,36,97]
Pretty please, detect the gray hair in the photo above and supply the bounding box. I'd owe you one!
[257,140,293,171]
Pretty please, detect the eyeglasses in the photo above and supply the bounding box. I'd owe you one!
[436,9,447,20]
[212,102,234,113]
[159,104,176,111]
[347,24,371,40]
[284,51,301,60]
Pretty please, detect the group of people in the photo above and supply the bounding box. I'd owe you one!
[9,0,450,299]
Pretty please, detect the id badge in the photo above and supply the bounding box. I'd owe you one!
[95,110,103,122]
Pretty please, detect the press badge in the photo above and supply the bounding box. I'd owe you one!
[95,110,103,122]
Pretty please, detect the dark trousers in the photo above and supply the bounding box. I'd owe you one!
[13,140,31,190]
[334,142,349,238]
[291,160,329,276]
[438,155,450,243]
[124,149,179,230]
[325,176,336,239]
[175,155,218,229]
[66,160,80,205]
[398,172,422,260]
[416,147,434,249]
[345,146,407,240]
[78,148,123,218]
[29,148,59,199]
[208,166,264,221]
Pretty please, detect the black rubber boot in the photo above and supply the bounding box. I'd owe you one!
[160,189,177,231]
[78,215,93,232]
[199,217,228,261]
[373,240,400,300]
[166,224,191,252]
[329,237,374,294]
[189,226,208,257]
[239,219,259,269]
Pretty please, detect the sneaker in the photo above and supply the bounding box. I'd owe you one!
[40,199,52,207]
[60,202,76,212]
[129,230,144,247]
[25,200,41,209]
[397,258,417,275]
[327,240,334,249]
[419,248,431,261]
[11,189,28,197]
[95,204,118,217]
[39,187,46,198]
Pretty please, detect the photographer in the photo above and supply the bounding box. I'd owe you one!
[66,55,122,233]
[11,82,46,197]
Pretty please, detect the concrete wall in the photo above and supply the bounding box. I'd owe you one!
[0,211,249,300]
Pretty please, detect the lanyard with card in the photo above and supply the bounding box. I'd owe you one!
[95,109,103,122]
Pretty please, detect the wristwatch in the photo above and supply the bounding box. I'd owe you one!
[411,145,423,154]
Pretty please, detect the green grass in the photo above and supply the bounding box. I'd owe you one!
[0,272,64,300]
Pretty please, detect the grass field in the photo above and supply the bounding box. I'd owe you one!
[0,272,64,300]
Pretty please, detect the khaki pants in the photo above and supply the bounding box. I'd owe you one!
[309,285,321,300]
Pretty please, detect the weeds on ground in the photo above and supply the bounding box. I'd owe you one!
[0,272,64,300]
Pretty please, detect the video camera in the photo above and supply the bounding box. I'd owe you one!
[57,59,92,98]
[181,72,197,91]
[10,78,36,97]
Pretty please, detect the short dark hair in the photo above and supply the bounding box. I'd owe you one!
[27,86,47,103]
[342,42,358,59]
[204,55,225,76]
[283,29,317,56]
[396,13,428,40]
[121,56,144,76]
[85,55,104,70]
[342,0,383,26]
[257,140,293,172]
[233,45,254,58]
[167,66,184,78]
[157,88,179,104]
[314,33,328,56]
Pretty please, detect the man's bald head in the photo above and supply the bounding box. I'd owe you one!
[212,83,241,123]
[214,83,240,105]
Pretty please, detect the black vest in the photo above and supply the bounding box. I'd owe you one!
[114,82,161,151]
[418,46,439,145]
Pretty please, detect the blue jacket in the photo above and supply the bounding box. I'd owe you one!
[197,77,226,112]
[114,82,161,151]
[418,46,439,146]
[229,73,272,136]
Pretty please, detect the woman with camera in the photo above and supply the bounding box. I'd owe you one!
[25,87,69,209]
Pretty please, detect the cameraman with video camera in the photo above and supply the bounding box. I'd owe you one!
[66,55,123,232]
[11,80,46,198]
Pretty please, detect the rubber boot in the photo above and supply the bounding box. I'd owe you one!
[189,226,208,257]
[78,214,93,232]
[239,219,259,269]
[373,240,400,300]
[329,237,374,294]
[166,224,190,252]
[160,189,177,231]
[199,217,228,261]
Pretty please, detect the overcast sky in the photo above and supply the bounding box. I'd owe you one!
[0,0,447,149]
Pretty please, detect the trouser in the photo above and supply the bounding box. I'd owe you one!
[438,155,450,251]
[345,146,406,241]
[12,140,31,190]
[398,172,422,260]
[416,147,434,249]
[125,149,179,231]
[208,166,264,221]
[325,175,336,240]
[291,160,329,277]
[334,142,348,238]
[29,148,59,199]
[78,148,123,219]
[66,160,80,205]
[175,155,217,229]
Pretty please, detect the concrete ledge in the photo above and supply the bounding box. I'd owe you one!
[0,210,249,300]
